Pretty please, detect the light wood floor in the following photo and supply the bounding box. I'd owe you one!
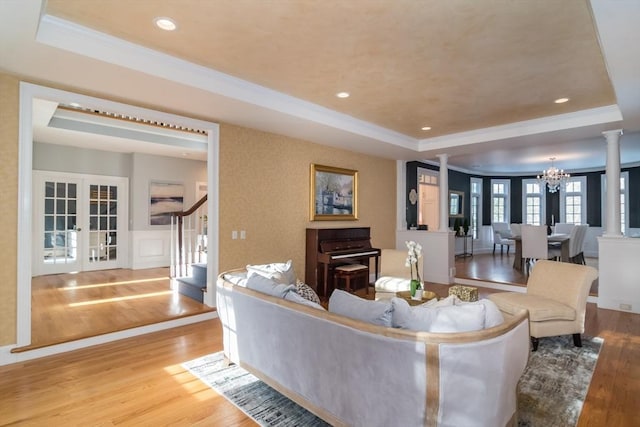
[27,268,213,350]
[1,286,638,426]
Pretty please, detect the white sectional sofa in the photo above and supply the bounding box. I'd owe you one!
[217,269,530,427]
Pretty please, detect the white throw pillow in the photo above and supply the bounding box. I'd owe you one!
[246,274,295,298]
[454,298,504,328]
[391,296,486,333]
[246,260,297,285]
[329,289,393,327]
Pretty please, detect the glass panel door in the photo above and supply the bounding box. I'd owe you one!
[88,184,118,264]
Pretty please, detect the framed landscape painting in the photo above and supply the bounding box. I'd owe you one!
[149,181,184,225]
[310,164,358,221]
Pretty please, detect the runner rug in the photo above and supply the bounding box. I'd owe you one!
[183,335,602,427]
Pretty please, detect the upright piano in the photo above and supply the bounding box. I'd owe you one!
[305,227,381,297]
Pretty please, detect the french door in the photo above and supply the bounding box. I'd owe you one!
[33,171,128,276]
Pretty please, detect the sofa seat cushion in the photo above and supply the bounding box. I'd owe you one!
[329,289,393,327]
[374,276,411,293]
[489,292,576,321]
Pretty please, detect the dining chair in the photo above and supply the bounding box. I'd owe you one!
[553,222,575,235]
[510,223,521,237]
[492,222,514,254]
[521,224,559,274]
[570,225,589,264]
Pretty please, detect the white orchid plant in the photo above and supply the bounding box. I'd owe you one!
[405,240,422,288]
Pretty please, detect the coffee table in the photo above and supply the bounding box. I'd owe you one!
[396,290,438,306]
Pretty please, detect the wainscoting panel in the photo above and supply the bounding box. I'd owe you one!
[130,230,171,270]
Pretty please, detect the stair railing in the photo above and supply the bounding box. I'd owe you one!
[170,194,208,279]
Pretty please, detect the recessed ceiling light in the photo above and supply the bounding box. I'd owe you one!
[421,126,431,131]
[336,92,350,98]
[554,97,570,104]
[69,102,81,108]
[154,17,177,31]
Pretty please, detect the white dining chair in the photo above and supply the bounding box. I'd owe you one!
[492,222,515,254]
[570,225,589,264]
[553,222,575,235]
[510,223,521,237]
[521,224,559,274]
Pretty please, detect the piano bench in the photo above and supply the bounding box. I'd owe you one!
[334,264,369,294]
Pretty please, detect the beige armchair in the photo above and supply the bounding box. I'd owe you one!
[374,249,423,300]
[488,260,598,351]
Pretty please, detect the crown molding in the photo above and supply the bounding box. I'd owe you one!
[36,14,417,151]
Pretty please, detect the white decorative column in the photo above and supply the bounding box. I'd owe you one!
[437,154,449,232]
[603,129,623,237]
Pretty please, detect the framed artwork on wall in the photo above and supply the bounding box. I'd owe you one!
[149,181,184,225]
[310,164,358,221]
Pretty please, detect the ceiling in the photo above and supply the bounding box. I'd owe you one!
[1,0,639,174]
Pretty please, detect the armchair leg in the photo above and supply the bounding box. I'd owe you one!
[531,336,539,351]
[573,333,582,347]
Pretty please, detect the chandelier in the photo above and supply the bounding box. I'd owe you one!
[537,157,570,193]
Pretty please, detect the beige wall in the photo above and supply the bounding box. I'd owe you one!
[218,123,397,276]
[0,73,19,345]
[0,73,397,346]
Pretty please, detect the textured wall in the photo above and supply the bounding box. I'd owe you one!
[0,74,19,345]
[218,123,397,277]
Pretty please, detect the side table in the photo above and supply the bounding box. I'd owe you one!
[455,234,473,258]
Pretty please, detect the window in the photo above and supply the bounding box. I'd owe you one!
[417,167,439,231]
[560,177,587,225]
[470,178,482,239]
[601,171,629,235]
[491,179,510,223]
[522,179,545,225]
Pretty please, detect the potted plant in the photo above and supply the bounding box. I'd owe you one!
[405,240,423,299]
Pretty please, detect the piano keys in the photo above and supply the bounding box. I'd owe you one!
[305,227,381,297]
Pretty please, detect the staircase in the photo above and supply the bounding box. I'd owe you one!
[170,195,208,303]
[176,263,207,303]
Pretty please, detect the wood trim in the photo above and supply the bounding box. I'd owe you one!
[425,343,440,426]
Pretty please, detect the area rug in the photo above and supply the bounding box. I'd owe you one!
[183,335,602,427]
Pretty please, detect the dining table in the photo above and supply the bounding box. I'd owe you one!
[512,233,570,272]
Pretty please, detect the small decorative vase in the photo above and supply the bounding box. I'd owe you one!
[410,279,420,297]
[412,289,423,301]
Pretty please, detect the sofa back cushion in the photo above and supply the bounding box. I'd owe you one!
[329,289,393,327]
[246,274,295,298]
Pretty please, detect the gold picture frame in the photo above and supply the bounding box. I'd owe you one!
[310,164,358,221]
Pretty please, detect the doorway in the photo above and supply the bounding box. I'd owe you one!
[14,82,220,354]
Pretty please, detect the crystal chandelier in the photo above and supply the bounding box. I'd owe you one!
[537,157,570,193]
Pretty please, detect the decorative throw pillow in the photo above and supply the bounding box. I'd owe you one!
[246,273,295,298]
[391,296,486,333]
[329,289,393,327]
[285,291,325,310]
[246,260,297,285]
[454,298,504,328]
[294,280,321,305]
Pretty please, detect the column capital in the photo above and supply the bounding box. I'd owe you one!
[436,153,449,162]
[602,129,623,139]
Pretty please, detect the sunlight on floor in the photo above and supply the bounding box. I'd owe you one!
[59,277,169,291]
[68,290,173,306]
[164,363,220,402]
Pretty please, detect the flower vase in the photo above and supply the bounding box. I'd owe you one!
[410,279,420,297]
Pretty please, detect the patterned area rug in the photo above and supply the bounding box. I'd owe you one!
[183,336,602,427]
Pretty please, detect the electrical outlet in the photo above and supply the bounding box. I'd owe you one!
[231,230,238,240]
[240,230,246,239]
[619,303,632,311]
